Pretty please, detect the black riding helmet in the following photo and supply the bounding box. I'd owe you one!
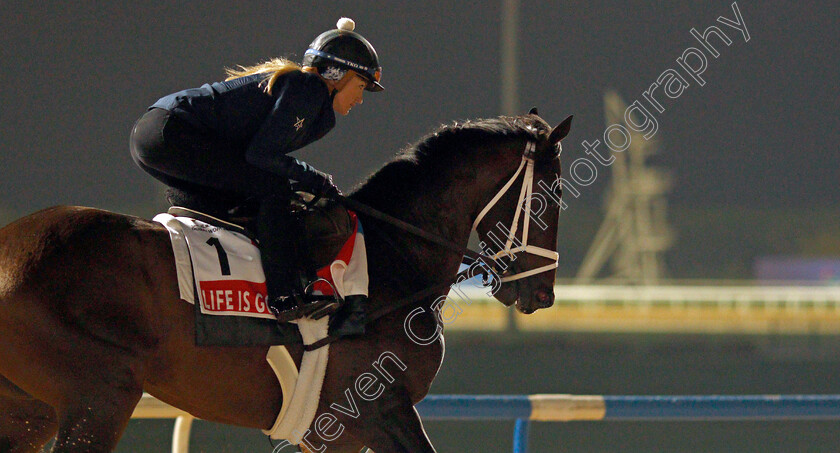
[302,18,384,92]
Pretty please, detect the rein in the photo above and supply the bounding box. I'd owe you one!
[337,196,485,263]
[303,141,559,351]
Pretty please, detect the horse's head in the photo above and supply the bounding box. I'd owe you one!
[472,109,572,314]
[350,110,572,314]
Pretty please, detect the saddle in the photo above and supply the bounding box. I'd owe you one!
[170,193,354,271]
[155,195,368,346]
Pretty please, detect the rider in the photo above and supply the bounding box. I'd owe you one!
[129,17,381,334]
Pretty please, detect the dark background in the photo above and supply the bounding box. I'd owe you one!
[3,2,840,452]
[1,1,838,278]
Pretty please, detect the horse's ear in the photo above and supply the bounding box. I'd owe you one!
[549,115,573,144]
[529,107,539,115]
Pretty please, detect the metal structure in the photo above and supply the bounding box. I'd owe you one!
[576,91,674,284]
[132,393,840,453]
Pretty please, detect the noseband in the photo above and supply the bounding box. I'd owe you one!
[472,142,560,282]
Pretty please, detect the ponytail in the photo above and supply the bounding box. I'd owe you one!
[224,57,302,94]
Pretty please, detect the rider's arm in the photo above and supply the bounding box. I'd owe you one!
[245,72,335,192]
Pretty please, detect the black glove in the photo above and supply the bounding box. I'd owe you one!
[314,172,342,200]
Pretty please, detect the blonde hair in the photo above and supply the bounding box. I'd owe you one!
[224,57,302,94]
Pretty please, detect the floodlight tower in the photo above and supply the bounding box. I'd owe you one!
[576,91,674,284]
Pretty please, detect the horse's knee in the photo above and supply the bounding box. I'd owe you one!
[338,390,435,453]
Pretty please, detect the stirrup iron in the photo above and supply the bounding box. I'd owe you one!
[303,278,342,320]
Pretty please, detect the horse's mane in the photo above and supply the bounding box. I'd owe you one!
[349,115,549,209]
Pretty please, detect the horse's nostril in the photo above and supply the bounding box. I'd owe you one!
[536,290,552,305]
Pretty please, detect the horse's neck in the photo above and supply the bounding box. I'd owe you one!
[359,163,495,293]
[399,183,478,282]
[358,186,475,293]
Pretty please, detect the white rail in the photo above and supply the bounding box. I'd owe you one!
[446,282,840,333]
[454,282,840,305]
[131,394,194,453]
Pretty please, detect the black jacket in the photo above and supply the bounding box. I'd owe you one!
[151,70,336,191]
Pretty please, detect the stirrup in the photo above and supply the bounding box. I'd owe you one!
[302,278,342,320]
[269,294,306,323]
[269,279,342,323]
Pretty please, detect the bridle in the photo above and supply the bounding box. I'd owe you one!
[341,140,559,286]
[471,141,560,283]
[305,140,561,350]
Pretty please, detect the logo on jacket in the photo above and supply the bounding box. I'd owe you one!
[294,117,305,131]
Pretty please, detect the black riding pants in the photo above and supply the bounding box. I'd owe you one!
[130,108,304,300]
[130,108,295,209]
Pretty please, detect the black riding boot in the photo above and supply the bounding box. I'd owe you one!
[257,194,308,323]
[329,294,367,337]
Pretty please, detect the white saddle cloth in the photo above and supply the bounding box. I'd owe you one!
[152,213,368,444]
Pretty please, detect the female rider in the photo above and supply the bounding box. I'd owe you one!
[130,18,381,333]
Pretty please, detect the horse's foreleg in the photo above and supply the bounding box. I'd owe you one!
[349,390,436,453]
[0,396,57,453]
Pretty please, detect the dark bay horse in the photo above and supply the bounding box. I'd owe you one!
[0,111,571,452]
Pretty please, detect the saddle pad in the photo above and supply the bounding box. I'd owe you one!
[154,213,274,319]
[153,212,369,320]
[154,214,336,444]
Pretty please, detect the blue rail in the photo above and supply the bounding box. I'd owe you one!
[415,395,840,452]
[603,395,840,420]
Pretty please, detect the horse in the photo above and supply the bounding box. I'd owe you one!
[0,110,572,452]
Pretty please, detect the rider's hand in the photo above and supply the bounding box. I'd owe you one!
[316,173,342,199]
